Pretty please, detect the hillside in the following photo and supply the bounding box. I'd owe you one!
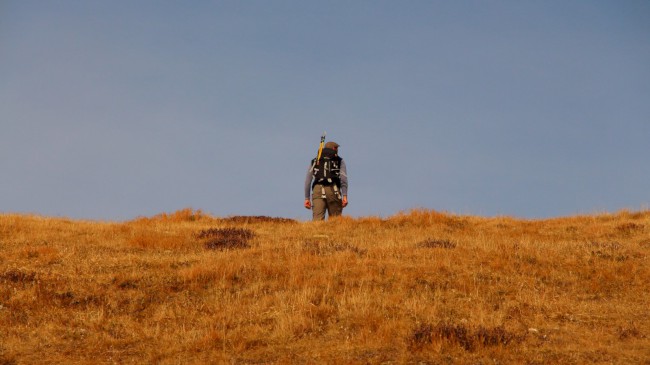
[1,209,648,364]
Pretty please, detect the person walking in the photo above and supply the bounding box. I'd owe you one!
[304,141,348,220]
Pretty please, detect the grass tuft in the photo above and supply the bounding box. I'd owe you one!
[416,238,457,249]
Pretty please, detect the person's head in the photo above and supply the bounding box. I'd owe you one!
[324,141,339,152]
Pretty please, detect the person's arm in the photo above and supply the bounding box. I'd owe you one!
[304,164,314,209]
[339,159,348,207]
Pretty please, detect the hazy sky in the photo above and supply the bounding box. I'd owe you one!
[2,1,649,221]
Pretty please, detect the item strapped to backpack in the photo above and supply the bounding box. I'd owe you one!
[316,132,326,165]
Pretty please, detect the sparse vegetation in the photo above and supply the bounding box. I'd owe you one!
[1,208,649,363]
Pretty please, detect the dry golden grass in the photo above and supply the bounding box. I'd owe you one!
[1,208,649,364]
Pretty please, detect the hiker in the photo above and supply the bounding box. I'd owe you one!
[304,141,348,220]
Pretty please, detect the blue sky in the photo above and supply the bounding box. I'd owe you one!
[1,1,649,221]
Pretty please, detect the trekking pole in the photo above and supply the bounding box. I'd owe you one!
[316,132,326,165]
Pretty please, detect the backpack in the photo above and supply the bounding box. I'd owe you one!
[311,149,342,188]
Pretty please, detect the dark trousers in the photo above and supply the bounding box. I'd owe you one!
[312,184,342,221]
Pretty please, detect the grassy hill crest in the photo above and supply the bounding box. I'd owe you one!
[1,209,648,364]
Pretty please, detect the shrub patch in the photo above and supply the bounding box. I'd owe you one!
[221,216,296,224]
[408,322,524,351]
[197,228,255,250]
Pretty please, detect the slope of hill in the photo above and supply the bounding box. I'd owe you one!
[1,209,648,364]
